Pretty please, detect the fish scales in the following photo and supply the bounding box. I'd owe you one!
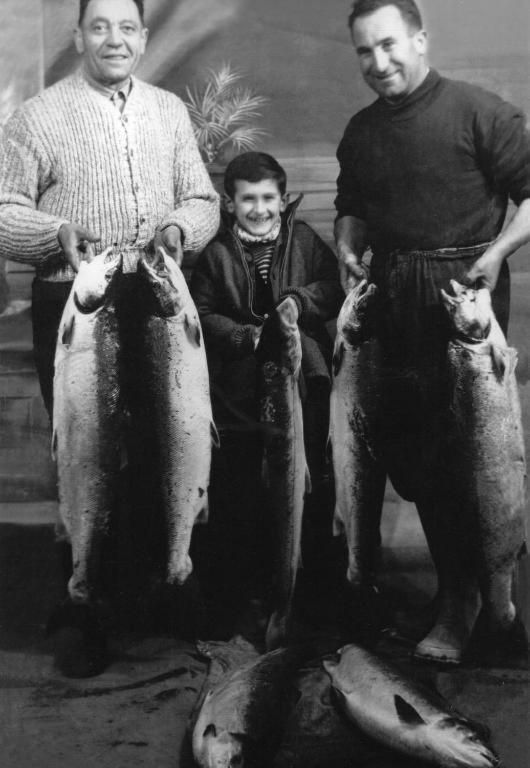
[442,282,526,627]
[329,281,386,587]
[53,251,123,604]
[138,251,215,586]
[324,643,500,768]
[257,299,309,650]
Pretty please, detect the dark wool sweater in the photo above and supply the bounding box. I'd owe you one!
[335,69,530,254]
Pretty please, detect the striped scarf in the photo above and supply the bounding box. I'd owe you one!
[236,221,281,284]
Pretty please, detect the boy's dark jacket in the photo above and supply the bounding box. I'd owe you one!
[190,197,344,422]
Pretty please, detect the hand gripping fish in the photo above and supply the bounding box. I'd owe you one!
[329,279,386,590]
[256,297,310,650]
[324,643,500,768]
[138,248,218,586]
[440,280,526,633]
[53,247,123,605]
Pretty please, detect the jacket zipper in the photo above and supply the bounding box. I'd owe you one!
[230,231,264,322]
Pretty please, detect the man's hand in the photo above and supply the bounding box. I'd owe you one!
[154,225,183,266]
[339,251,369,293]
[58,223,100,272]
[465,247,504,292]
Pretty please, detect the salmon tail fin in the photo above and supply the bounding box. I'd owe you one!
[394,695,426,726]
[184,312,202,347]
[51,429,58,461]
[490,344,507,380]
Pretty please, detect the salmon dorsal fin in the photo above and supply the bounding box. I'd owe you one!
[394,695,426,726]
[61,314,75,347]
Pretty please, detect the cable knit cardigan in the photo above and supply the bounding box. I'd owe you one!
[0,69,219,281]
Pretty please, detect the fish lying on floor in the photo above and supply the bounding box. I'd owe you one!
[53,247,123,606]
[324,643,500,768]
[329,279,386,591]
[138,248,218,587]
[192,641,314,768]
[439,281,526,638]
[255,297,310,650]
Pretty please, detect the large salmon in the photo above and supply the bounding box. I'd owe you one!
[52,248,123,605]
[256,297,310,650]
[440,280,526,631]
[192,644,312,768]
[329,280,385,589]
[137,249,217,586]
[324,643,500,768]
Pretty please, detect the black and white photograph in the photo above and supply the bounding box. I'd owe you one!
[1,1,529,766]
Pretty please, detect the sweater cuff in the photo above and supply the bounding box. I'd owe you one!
[279,290,306,318]
[231,324,255,355]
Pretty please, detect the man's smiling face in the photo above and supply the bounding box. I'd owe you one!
[352,4,427,103]
[74,0,148,89]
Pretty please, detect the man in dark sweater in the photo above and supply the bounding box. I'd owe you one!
[335,0,530,663]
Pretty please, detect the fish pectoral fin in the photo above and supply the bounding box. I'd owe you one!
[60,314,76,346]
[196,503,209,525]
[210,421,220,449]
[305,465,312,495]
[490,344,507,380]
[202,723,216,738]
[394,695,427,726]
[322,657,337,676]
[51,429,58,461]
[332,340,345,377]
[184,312,202,347]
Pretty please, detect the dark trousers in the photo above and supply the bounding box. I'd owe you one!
[31,279,73,420]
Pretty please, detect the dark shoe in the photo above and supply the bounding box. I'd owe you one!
[47,601,108,678]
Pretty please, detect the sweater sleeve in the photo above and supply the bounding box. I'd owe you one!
[475,98,530,206]
[190,248,256,360]
[0,108,69,266]
[334,116,367,221]
[159,101,220,260]
[280,223,344,326]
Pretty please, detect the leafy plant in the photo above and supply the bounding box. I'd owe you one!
[184,64,268,164]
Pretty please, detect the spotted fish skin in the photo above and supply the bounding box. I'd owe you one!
[324,643,501,768]
[138,249,217,586]
[441,281,526,631]
[256,297,309,650]
[53,249,123,604]
[329,280,385,588]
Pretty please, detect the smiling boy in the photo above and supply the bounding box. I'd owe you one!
[191,152,343,633]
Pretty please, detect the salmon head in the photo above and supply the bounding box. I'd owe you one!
[440,280,494,342]
[337,280,379,346]
[194,724,246,768]
[256,296,302,377]
[139,247,186,317]
[393,700,502,768]
[73,247,121,311]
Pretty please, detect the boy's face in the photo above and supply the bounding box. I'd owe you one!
[227,179,287,238]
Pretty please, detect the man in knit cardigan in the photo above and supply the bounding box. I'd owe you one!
[0,0,219,417]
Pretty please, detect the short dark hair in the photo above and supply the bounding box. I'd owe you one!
[224,152,287,199]
[79,0,145,25]
[348,0,423,34]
